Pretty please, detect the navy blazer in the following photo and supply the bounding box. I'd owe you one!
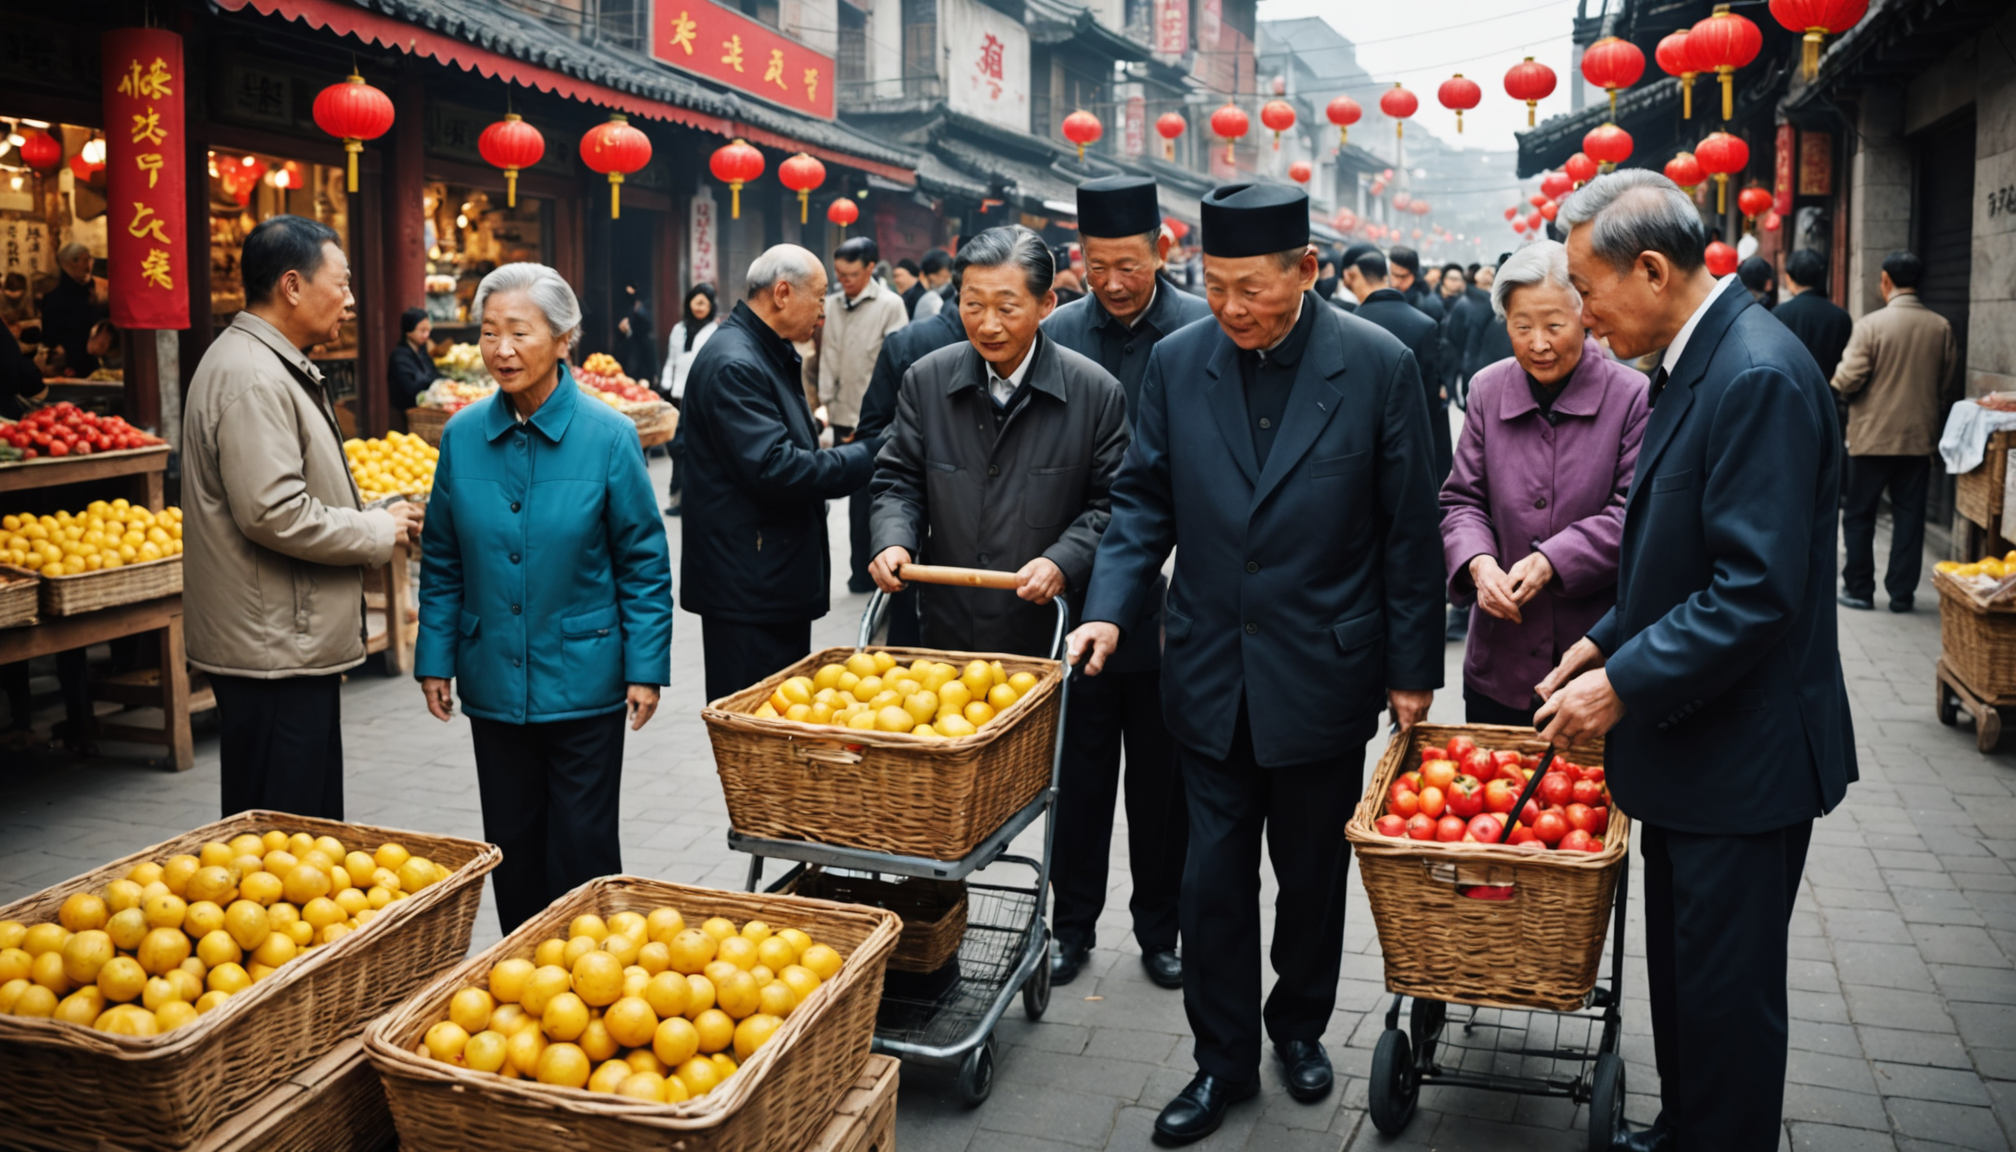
[855,305,966,447]
[1588,283,1856,834]
[1083,294,1445,766]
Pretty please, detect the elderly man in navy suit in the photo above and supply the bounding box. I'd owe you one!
[1537,169,1855,1152]
[1068,184,1444,1143]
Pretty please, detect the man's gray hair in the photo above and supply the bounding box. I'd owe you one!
[57,241,90,264]
[1555,169,1707,274]
[745,245,823,298]
[1491,240,1582,320]
[473,262,582,350]
[953,225,1055,298]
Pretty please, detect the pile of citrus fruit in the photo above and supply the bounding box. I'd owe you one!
[0,830,449,1035]
[750,650,1038,739]
[343,430,438,501]
[0,501,183,575]
[419,908,845,1104]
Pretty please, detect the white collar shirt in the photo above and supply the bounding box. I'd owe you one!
[987,339,1038,406]
[1660,274,1739,377]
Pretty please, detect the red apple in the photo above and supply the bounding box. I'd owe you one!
[1446,775,1484,819]
[1560,829,1597,852]
[1376,815,1407,838]
[1507,824,1537,845]
[1572,779,1605,806]
[1406,814,1436,841]
[1435,815,1468,842]
[1520,800,1544,828]
[1533,811,1569,846]
[1484,779,1520,814]
[1389,790,1420,819]
[1565,803,1599,834]
[1466,814,1504,843]
[1538,772,1574,808]
[1463,748,1496,783]
[1589,806,1610,836]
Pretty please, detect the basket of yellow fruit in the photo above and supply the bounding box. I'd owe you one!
[0,811,500,1152]
[343,431,438,504]
[364,876,900,1152]
[0,501,185,617]
[1934,557,2016,707]
[703,642,1063,861]
[0,562,35,628]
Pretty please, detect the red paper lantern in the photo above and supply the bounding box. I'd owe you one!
[1503,57,1557,127]
[1325,95,1362,148]
[1770,0,1867,79]
[826,196,860,233]
[1209,103,1249,166]
[778,152,827,224]
[19,130,61,170]
[1762,210,1781,232]
[1393,192,1413,210]
[1378,83,1418,139]
[1689,5,1763,120]
[68,153,103,183]
[1287,160,1312,184]
[1437,74,1481,133]
[1512,218,1529,233]
[311,72,395,193]
[1584,123,1633,169]
[1539,200,1559,221]
[1664,151,1706,193]
[1737,183,1775,228]
[1541,171,1573,199]
[1705,239,1739,277]
[1527,210,1545,232]
[1062,109,1103,160]
[1155,112,1186,160]
[478,114,546,208]
[1581,37,1646,118]
[1410,200,1431,216]
[1412,228,1423,240]
[581,115,653,219]
[1564,152,1599,186]
[1528,192,1548,208]
[1656,31,1699,119]
[706,136,764,220]
[1260,99,1297,150]
[1694,130,1749,212]
[1504,206,1519,220]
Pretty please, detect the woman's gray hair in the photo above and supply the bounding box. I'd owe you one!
[953,225,1055,298]
[1491,240,1582,320]
[1555,169,1707,274]
[473,262,582,349]
[57,241,91,264]
[745,245,822,298]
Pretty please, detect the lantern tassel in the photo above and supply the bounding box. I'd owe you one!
[730,181,742,220]
[1721,68,1734,120]
[1716,173,1728,214]
[1166,140,1175,160]
[1803,30,1822,80]
[610,172,623,220]
[1337,126,1347,148]
[345,140,361,193]
[798,190,809,224]
[1526,100,1537,127]
[1608,88,1617,117]
[1272,131,1281,151]
[1077,142,1086,160]
[1682,75,1694,119]
[506,169,518,209]
[1456,110,1463,133]
[1396,122,1404,139]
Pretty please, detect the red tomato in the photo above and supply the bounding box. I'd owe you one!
[1463,748,1495,782]
[1582,766,1604,784]
[1389,778,1414,803]
[1520,753,1540,770]
[1446,775,1484,819]
[1491,749,1522,770]
[1589,838,1604,851]
[1565,803,1599,834]
[47,441,67,457]
[1533,811,1569,846]
[1445,736,1477,763]
[1572,779,1605,806]
[1484,779,1519,814]
[1417,786,1446,819]
[1466,814,1504,842]
[1421,760,1457,792]
[1390,791,1420,819]
[20,448,35,460]
[1397,770,1421,794]
[1555,761,1584,782]
[1506,824,1536,846]
[1538,772,1574,807]
[1435,815,1467,842]
[1406,814,1436,841]
[1588,807,1609,836]
[1560,830,1597,853]
[1376,815,1407,838]
[1520,799,1544,828]
[73,442,91,455]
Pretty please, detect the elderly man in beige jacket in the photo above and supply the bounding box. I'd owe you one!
[183,215,423,819]
[1832,249,1957,613]
[816,235,908,592]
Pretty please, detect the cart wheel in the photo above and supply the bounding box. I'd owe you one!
[1367,1028,1418,1135]
[1938,679,1961,727]
[956,1035,997,1107]
[1022,931,1052,1021]
[1407,997,1446,1067]
[1980,708,2003,754]
[1586,1053,1626,1152]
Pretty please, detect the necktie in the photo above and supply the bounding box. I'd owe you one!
[1648,366,1670,407]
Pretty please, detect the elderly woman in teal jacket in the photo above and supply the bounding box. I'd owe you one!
[416,262,673,931]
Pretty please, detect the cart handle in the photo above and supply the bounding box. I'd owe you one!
[896,563,1020,590]
[1496,747,1556,844]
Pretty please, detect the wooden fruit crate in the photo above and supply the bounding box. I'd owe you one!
[39,554,181,616]
[191,1038,392,1152]
[1958,429,2016,531]
[0,563,36,628]
[806,1054,897,1152]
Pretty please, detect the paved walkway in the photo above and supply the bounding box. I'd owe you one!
[2,457,2012,1152]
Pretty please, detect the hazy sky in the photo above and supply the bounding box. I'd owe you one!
[1257,0,1588,156]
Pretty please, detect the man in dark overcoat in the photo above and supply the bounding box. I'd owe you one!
[1069,184,1444,1143]
[1349,248,1448,479]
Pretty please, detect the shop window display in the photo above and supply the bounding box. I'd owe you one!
[0,117,120,388]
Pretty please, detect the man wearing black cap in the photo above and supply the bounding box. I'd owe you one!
[1389,246,1444,322]
[1040,175,1213,993]
[1346,249,1449,480]
[1068,184,1443,1142]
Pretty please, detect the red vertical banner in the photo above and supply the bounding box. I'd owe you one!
[102,28,189,331]
[1773,123,1796,219]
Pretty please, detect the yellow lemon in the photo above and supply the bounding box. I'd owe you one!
[489,1003,532,1037]
[960,661,993,698]
[165,968,203,1002]
[520,965,572,1017]
[141,976,183,1011]
[903,691,939,725]
[987,683,1020,712]
[780,677,814,706]
[616,1070,667,1101]
[937,680,972,713]
[626,1048,669,1076]
[568,914,610,943]
[685,974,716,1016]
[836,671,861,696]
[711,1052,739,1081]
[852,675,884,703]
[755,936,798,972]
[843,652,878,678]
[343,852,379,882]
[800,944,843,982]
[846,711,878,731]
[262,850,300,877]
[562,935,599,970]
[0,948,27,983]
[715,935,759,972]
[185,866,238,907]
[542,991,590,1041]
[54,987,106,1026]
[11,984,57,1017]
[578,1017,619,1062]
[604,995,659,1047]
[464,1029,510,1073]
[154,1000,198,1032]
[134,927,191,977]
[534,938,567,969]
[601,933,641,967]
[653,1014,702,1066]
[714,970,760,1019]
[301,898,344,931]
[675,1056,722,1098]
[661,1073,692,1103]
[697,917,735,944]
[646,907,686,945]
[285,921,313,947]
[990,661,1008,685]
[506,1026,548,1075]
[692,1008,734,1053]
[873,705,915,733]
[206,962,250,995]
[127,861,166,887]
[871,651,897,674]
[57,893,107,934]
[1008,671,1039,696]
[184,901,226,939]
[282,865,330,906]
[733,1013,783,1061]
[373,842,411,872]
[97,956,147,1003]
[637,941,673,976]
[758,980,798,1018]
[644,971,691,1018]
[397,858,439,893]
[704,960,741,988]
[238,872,284,908]
[251,932,297,969]
[490,958,535,1004]
[224,901,270,952]
[98,1004,160,1037]
[936,714,979,738]
[333,888,370,917]
[197,841,236,868]
[776,965,820,1004]
[60,930,114,985]
[777,928,813,955]
[668,928,717,974]
[140,894,186,932]
[424,1020,470,1062]
[535,1042,591,1089]
[450,987,495,1034]
[193,989,231,1015]
[104,880,144,915]
[812,663,845,690]
[572,950,625,1007]
[963,701,997,727]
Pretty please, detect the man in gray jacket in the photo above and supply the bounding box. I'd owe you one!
[182,216,422,819]
[868,225,1130,658]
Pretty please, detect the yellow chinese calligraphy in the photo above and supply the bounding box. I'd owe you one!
[722,34,745,72]
[130,107,166,147]
[140,249,173,290]
[668,10,697,55]
[117,56,174,100]
[764,49,787,89]
[135,153,164,189]
[128,202,169,244]
[805,68,820,102]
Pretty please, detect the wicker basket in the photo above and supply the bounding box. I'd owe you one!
[634,406,679,449]
[0,563,36,628]
[1344,723,1630,1013]
[0,810,500,1152]
[1936,568,2016,698]
[1957,429,2016,530]
[405,406,449,446]
[704,646,1063,860]
[39,553,182,616]
[191,1038,392,1152]
[785,867,967,973]
[364,875,901,1152]
[808,1054,897,1152]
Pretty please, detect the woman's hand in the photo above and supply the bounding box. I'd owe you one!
[627,684,661,731]
[422,677,455,722]
[1469,555,1523,623]
[1505,551,1555,607]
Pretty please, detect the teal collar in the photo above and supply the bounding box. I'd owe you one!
[484,364,581,443]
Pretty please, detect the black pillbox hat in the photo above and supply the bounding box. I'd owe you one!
[1075,176,1162,239]
[1200,183,1309,258]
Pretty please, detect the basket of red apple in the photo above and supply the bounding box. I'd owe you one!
[1344,724,1629,1013]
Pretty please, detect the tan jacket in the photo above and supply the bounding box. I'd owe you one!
[816,278,907,428]
[1831,291,1957,457]
[182,312,396,678]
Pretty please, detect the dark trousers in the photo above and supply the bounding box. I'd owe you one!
[701,617,811,703]
[470,711,626,932]
[830,425,873,591]
[1841,453,1930,603]
[666,403,685,500]
[1430,398,1454,484]
[1463,686,1541,728]
[212,672,345,820]
[882,587,922,647]
[1642,818,1813,1151]
[1050,669,1187,953]
[1178,706,1367,1082]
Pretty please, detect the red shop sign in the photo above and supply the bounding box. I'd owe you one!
[650,0,836,120]
[1774,123,1796,219]
[102,28,189,331]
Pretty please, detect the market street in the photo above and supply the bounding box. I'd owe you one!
[1,473,2011,1152]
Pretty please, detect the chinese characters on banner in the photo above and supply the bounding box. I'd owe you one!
[1156,0,1188,57]
[102,28,189,330]
[1797,131,1832,197]
[650,0,836,119]
[0,220,53,283]
[689,188,718,289]
[1123,91,1146,158]
[1774,124,1796,219]
[941,0,1030,132]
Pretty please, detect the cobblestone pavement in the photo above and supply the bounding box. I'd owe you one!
[2,458,2012,1152]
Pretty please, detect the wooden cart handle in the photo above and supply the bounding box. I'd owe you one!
[897,564,1020,590]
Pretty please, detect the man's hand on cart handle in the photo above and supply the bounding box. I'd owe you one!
[1016,558,1065,604]
[1388,689,1434,732]
[869,546,913,593]
[1066,622,1121,677]
[1534,668,1624,749]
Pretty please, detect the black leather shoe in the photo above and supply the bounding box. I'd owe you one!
[1140,948,1182,988]
[1890,597,1914,613]
[1616,1113,1674,1152]
[1273,1039,1333,1102]
[1152,1073,1257,1145]
[1838,593,1874,610]
[1050,939,1091,986]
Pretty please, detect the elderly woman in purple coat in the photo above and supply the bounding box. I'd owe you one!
[1440,240,1650,726]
